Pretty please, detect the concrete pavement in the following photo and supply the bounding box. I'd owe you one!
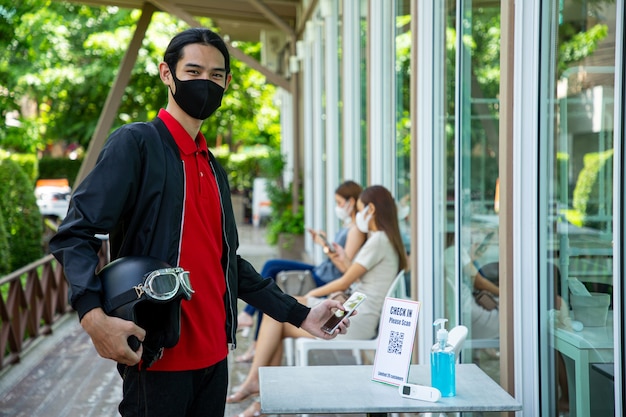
[0,224,280,417]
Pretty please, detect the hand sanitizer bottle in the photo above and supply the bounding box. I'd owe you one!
[430,318,456,397]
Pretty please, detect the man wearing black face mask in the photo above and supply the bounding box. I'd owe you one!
[49,28,351,417]
[167,62,225,120]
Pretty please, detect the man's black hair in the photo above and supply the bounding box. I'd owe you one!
[164,28,231,74]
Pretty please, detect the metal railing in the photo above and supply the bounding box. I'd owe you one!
[0,241,109,371]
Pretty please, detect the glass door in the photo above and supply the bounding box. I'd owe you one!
[538,1,619,416]
[442,0,502,383]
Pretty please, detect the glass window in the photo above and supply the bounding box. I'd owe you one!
[359,0,368,184]
[340,0,366,185]
[395,0,411,258]
[539,1,618,416]
[441,1,502,381]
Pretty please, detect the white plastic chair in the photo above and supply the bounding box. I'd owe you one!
[292,270,409,366]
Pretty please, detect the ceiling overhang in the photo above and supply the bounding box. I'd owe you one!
[60,0,303,42]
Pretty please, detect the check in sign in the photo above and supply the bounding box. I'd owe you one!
[371,297,421,386]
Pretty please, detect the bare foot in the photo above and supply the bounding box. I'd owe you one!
[235,343,256,363]
[226,382,259,403]
[234,400,261,417]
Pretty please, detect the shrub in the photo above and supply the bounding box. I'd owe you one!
[38,156,82,187]
[0,158,44,270]
[265,182,304,245]
[211,145,283,194]
[0,210,10,275]
[0,150,39,184]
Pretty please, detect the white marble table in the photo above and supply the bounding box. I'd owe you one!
[260,364,521,416]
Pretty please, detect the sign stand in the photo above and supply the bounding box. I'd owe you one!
[371,297,421,386]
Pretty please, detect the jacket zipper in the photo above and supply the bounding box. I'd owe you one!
[210,160,237,350]
[177,161,186,266]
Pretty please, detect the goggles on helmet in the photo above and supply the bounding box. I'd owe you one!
[136,267,194,302]
[106,267,194,313]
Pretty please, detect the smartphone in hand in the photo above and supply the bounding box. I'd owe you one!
[321,292,367,334]
[319,233,336,253]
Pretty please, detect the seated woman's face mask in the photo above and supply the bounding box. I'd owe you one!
[356,205,372,233]
[335,199,353,221]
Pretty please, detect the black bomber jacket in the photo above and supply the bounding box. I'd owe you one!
[50,117,309,348]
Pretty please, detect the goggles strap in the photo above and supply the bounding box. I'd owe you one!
[106,288,147,312]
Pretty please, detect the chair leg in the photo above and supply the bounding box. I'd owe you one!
[352,348,362,365]
[298,345,309,366]
[283,338,294,366]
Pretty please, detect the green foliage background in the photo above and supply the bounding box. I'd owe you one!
[0,208,9,275]
[0,0,285,265]
[0,0,280,153]
[0,158,43,270]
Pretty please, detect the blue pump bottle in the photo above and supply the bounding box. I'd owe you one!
[430,318,456,397]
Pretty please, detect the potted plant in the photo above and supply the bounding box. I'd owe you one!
[266,181,305,259]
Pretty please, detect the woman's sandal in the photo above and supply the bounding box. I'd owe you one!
[237,312,254,331]
[235,400,261,417]
[226,387,258,404]
[235,350,255,363]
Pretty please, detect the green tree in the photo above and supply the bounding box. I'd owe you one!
[0,1,280,153]
[206,41,280,150]
[1,1,135,151]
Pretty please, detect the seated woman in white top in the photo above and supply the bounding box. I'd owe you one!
[227,185,408,417]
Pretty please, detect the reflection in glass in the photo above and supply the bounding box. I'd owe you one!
[441,1,502,383]
[395,0,411,258]
[359,0,368,184]
[540,1,617,416]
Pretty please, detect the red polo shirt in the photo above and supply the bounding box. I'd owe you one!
[149,109,228,371]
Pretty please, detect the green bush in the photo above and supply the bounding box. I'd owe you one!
[0,158,44,270]
[38,156,82,187]
[0,210,10,275]
[265,182,304,245]
[211,146,283,194]
[11,153,39,184]
[0,151,39,185]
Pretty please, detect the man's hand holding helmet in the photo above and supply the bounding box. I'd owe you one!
[81,307,146,365]
[95,256,194,368]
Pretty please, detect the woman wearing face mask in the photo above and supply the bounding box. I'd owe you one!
[234,180,366,362]
[303,184,408,338]
[227,186,407,416]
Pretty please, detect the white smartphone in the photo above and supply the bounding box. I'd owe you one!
[321,292,367,334]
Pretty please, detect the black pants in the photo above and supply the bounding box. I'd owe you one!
[117,359,228,417]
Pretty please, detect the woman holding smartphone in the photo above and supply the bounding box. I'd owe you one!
[235,180,367,362]
[227,185,407,417]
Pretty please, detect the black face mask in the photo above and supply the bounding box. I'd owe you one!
[169,69,225,120]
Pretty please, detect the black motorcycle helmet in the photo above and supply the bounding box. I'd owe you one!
[98,256,192,367]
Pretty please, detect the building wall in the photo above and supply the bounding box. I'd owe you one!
[294,1,623,415]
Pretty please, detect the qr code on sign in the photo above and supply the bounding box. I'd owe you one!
[387,330,404,354]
